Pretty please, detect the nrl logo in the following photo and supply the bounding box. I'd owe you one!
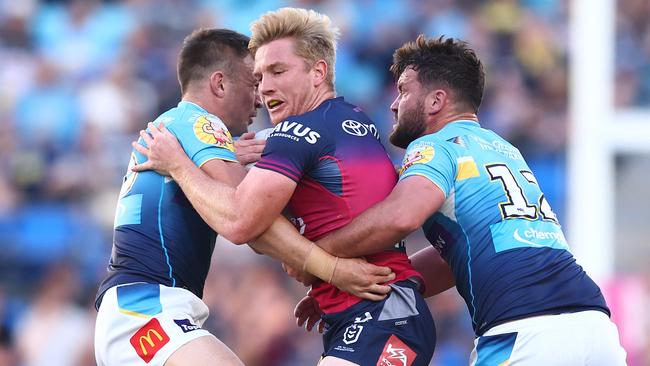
[343,324,363,345]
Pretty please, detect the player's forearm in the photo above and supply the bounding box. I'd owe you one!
[317,202,415,258]
[248,217,339,283]
[410,246,455,297]
[170,159,245,240]
[247,217,311,269]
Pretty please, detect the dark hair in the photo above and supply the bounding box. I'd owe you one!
[177,28,250,95]
[390,35,485,113]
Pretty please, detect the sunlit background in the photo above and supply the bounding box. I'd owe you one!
[0,0,648,365]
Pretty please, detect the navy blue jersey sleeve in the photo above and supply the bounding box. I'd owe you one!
[255,119,329,182]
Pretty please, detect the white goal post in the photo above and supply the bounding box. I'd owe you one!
[569,0,650,282]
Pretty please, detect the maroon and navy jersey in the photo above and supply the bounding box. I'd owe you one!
[256,97,423,313]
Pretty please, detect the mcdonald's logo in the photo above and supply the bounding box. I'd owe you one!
[129,318,170,363]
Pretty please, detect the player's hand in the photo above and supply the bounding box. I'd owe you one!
[331,258,394,301]
[131,122,189,176]
[282,263,318,286]
[294,295,324,333]
[235,131,266,166]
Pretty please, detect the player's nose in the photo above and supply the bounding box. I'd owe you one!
[390,96,399,114]
[259,75,275,96]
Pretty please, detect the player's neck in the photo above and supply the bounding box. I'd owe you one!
[181,93,217,116]
[427,111,478,134]
[305,87,336,113]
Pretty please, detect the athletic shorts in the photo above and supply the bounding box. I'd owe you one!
[469,310,627,366]
[95,283,214,366]
[321,280,436,366]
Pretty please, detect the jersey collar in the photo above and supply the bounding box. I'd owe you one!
[178,100,208,113]
[433,120,480,140]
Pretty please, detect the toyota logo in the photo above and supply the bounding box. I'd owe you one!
[342,120,368,136]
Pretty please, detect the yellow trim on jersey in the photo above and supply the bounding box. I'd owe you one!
[118,308,152,318]
[456,156,480,181]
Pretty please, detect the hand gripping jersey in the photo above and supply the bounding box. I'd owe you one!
[399,120,609,335]
[95,101,237,309]
[256,97,423,314]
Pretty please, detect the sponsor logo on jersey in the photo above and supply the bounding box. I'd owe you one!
[270,121,321,144]
[513,228,568,248]
[341,120,379,139]
[129,318,170,363]
[376,335,416,366]
[193,115,235,152]
[399,144,435,175]
[470,135,523,161]
[174,319,200,333]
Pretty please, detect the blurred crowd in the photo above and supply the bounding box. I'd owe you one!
[0,0,649,365]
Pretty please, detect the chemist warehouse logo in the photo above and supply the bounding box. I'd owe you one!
[270,121,321,144]
[129,318,170,363]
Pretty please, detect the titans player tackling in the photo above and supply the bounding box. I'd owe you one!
[94,29,256,366]
[310,36,628,365]
[95,28,394,366]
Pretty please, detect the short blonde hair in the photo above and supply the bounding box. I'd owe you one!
[249,7,340,87]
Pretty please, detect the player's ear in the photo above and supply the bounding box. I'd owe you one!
[312,60,328,87]
[209,71,226,98]
[426,89,447,115]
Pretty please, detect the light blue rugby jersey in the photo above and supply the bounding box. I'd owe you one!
[95,101,237,309]
[399,120,609,335]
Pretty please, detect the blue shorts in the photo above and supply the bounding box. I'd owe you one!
[321,280,436,366]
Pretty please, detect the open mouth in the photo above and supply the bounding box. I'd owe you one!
[267,99,284,110]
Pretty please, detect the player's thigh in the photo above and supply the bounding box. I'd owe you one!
[165,335,243,366]
[318,356,359,366]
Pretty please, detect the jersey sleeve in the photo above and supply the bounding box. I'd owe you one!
[165,115,237,167]
[398,138,456,197]
[255,119,327,182]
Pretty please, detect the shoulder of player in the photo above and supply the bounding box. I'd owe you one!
[269,104,333,143]
[161,102,229,132]
[405,134,461,163]
[149,106,192,135]
[320,97,374,124]
[158,106,235,152]
[407,133,447,149]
